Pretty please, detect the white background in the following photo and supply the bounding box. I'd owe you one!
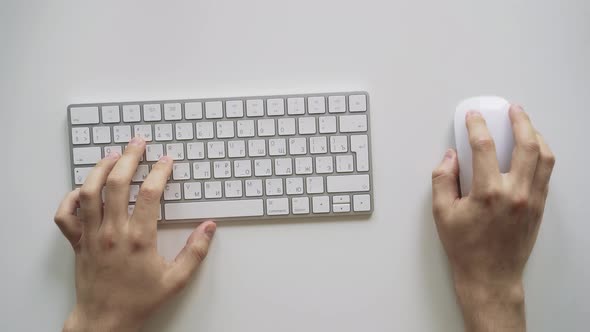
[1,1,589,331]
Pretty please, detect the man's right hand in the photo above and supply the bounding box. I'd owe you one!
[431,105,555,331]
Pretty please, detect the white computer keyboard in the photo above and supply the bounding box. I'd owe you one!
[68,92,373,222]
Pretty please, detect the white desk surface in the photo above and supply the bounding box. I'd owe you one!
[1,1,589,331]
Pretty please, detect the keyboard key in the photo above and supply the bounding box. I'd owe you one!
[353,194,371,212]
[306,176,324,194]
[269,138,287,156]
[234,160,252,177]
[132,165,150,182]
[289,138,307,155]
[164,183,182,201]
[351,135,369,171]
[166,143,184,160]
[173,163,191,180]
[193,162,211,179]
[330,136,348,153]
[278,118,296,136]
[315,156,334,174]
[113,125,132,143]
[129,185,140,202]
[295,157,313,175]
[246,99,264,117]
[183,182,202,199]
[349,94,367,112]
[237,120,255,138]
[134,125,153,141]
[339,115,367,133]
[310,137,328,154]
[204,181,222,198]
[213,161,231,179]
[143,104,162,121]
[122,105,141,122]
[101,106,120,123]
[228,140,246,158]
[146,144,164,161]
[155,124,173,141]
[245,179,263,197]
[73,147,101,165]
[287,97,305,115]
[184,102,203,120]
[72,127,90,145]
[336,155,354,173]
[326,174,370,193]
[216,121,235,138]
[312,196,330,213]
[226,100,244,118]
[298,117,316,134]
[332,195,350,204]
[328,96,346,113]
[207,141,225,159]
[223,180,241,198]
[274,158,293,175]
[267,98,285,116]
[333,203,351,213]
[164,103,182,120]
[196,122,214,139]
[265,179,284,196]
[70,106,99,124]
[92,127,111,144]
[248,139,266,157]
[187,142,205,160]
[286,177,304,195]
[308,96,326,114]
[165,199,264,220]
[254,159,272,176]
[257,119,275,136]
[74,167,93,185]
[267,198,289,215]
[319,116,337,134]
[175,123,194,140]
[104,145,122,157]
[292,197,309,214]
[205,101,223,119]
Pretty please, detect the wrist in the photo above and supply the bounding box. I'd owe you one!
[453,273,526,332]
[63,305,143,332]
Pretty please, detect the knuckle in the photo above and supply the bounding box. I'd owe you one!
[477,185,503,204]
[98,227,117,250]
[106,174,128,189]
[188,242,209,264]
[138,184,161,202]
[128,230,148,251]
[541,152,556,168]
[471,137,495,152]
[521,140,540,154]
[54,214,66,226]
[509,193,530,211]
[78,186,96,202]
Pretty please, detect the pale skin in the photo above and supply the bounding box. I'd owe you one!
[55,105,554,331]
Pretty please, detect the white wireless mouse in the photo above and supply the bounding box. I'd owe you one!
[454,96,514,196]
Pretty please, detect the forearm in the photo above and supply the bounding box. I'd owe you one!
[454,278,526,332]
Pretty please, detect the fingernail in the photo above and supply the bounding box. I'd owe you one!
[444,149,454,160]
[129,136,144,146]
[204,223,216,238]
[510,104,524,114]
[105,152,120,160]
[466,110,481,119]
[158,155,171,163]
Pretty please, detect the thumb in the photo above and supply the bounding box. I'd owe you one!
[431,149,460,219]
[165,221,216,293]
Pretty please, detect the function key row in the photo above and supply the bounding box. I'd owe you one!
[70,94,367,125]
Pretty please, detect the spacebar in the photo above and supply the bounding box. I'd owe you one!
[165,200,264,220]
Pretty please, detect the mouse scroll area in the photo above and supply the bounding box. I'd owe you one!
[454,96,514,196]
